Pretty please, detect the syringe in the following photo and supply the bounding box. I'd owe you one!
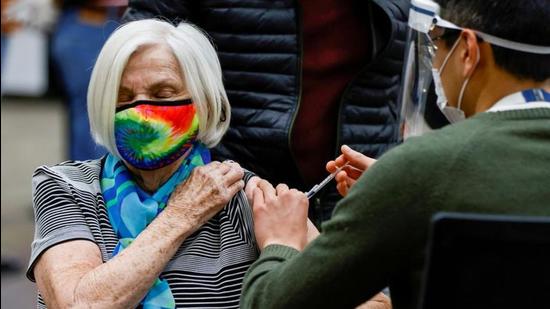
[305,162,350,199]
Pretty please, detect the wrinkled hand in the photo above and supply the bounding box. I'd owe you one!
[252,181,309,251]
[326,145,377,197]
[167,161,244,232]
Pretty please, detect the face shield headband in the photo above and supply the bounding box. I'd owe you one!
[399,0,550,140]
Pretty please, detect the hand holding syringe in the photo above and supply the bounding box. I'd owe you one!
[306,145,377,199]
[306,162,358,199]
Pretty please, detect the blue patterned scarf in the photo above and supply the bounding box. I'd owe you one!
[101,143,210,309]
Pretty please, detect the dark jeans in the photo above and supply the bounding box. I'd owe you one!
[51,8,119,160]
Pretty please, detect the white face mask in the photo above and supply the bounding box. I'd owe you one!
[431,37,480,123]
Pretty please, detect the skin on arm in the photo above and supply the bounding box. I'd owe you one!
[34,161,244,308]
[326,145,377,196]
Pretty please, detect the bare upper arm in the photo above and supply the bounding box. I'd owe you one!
[34,240,103,308]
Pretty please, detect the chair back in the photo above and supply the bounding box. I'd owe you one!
[420,212,550,309]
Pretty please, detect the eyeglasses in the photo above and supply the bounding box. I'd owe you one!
[425,26,462,56]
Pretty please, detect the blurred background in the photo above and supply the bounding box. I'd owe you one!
[1,0,126,307]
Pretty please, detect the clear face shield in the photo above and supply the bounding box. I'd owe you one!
[399,0,444,140]
[399,0,550,141]
[399,28,438,140]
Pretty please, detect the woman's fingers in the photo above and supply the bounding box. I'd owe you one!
[227,179,245,198]
[222,160,240,172]
[175,161,243,206]
[222,162,244,186]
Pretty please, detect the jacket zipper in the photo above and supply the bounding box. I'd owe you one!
[334,0,379,156]
[287,0,306,188]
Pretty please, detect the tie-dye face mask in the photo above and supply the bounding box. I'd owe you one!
[114,98,199,170]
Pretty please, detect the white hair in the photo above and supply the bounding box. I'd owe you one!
[87,19,230,156]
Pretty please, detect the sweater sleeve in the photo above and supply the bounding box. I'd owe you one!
[240,135,449,308]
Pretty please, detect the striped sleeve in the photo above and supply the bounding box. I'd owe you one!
[243,169,256,183]
[242,170,258,247]
[26,166,96,282]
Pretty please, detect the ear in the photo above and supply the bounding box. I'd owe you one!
[459,29,480,78]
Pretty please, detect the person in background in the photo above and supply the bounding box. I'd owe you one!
[51,0,126,160]
[2,0,57,95]
[28,19,263,308]
[122,0,410,227]
[240,0,550,308]
[1,0,20,73]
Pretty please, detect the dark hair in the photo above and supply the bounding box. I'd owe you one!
[436,0,550,82]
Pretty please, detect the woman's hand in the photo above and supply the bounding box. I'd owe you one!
[252,181,309,251]
[326,145,377,197]
[168,161,245,232]
[34,161,245,308]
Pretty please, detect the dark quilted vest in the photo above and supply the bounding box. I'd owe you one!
[124,0,410,225]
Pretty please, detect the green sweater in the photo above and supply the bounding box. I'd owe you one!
[241,108,550,309]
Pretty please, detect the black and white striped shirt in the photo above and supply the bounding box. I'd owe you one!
[27,159,259,308]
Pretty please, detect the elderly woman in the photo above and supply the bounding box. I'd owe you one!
[26,20,262,308]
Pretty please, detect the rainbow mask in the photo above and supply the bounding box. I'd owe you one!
[114,99,199,170]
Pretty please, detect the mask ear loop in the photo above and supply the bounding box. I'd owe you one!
[457,43,481,110]
[436,35,462,74]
